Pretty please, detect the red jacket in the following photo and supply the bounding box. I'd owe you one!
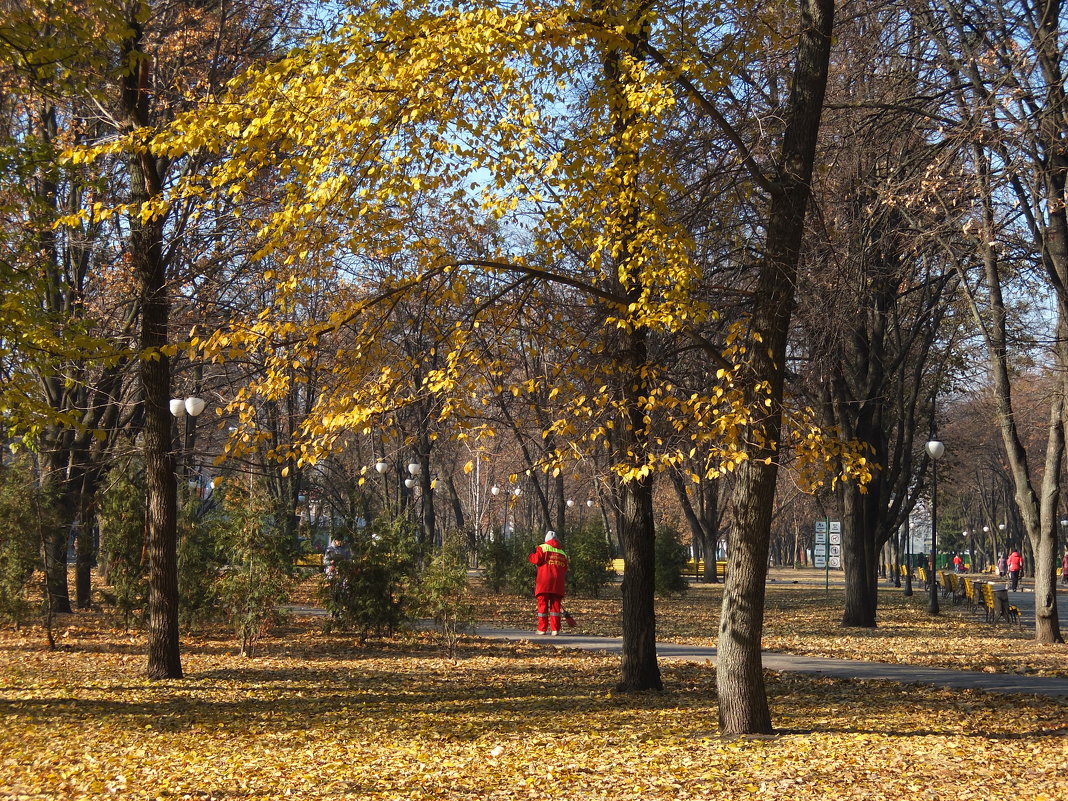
[529,539,569,596]
[1007,551,1023,572]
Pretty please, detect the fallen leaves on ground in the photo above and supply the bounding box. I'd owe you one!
[1,596,1066,800]
[476,570,1068,678]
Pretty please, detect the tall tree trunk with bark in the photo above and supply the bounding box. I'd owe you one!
[840,475,880,627]
[716,0,834,735]
[967,141,1064,645]
[121,10,182,679]
[616,328,662,692]
[598,7,664,692]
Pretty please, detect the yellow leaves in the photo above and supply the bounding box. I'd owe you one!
[50,0,868,497]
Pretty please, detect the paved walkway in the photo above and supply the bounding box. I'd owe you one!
[475,626,1068,698]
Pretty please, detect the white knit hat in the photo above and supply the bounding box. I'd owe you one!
[544,530,556,542]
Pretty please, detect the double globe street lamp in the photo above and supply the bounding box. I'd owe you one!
[169,396,206,493]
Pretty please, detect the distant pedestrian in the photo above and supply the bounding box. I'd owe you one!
[952,554,963,573]
[323,536,353,619]
[1061,551,1068,585]
[323,536,351,578]
[997,554,1007,578]
[529,530,569,635]
[1006,548,1023,591]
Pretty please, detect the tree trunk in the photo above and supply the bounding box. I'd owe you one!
[599,13,662,693]
[74,471,97,609]
[973,145,1064,645]
[715,0,834,736]
[840,484,878,627]
[121,16,182,680]
[718,459,776,733]
[616,469,661,692]
[670,470,719,582]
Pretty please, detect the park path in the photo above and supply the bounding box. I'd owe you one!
[475,626,1068,698]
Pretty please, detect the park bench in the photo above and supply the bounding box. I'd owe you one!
[686,559,727,579]
[611,558,727,580]
[917,566,940,594]
[961,577,980,610]
[940,571,958,601]
[980,581,1019,624]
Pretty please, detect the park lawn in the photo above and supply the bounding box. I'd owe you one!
[475,576,1068,678]
[0,586,1066,801]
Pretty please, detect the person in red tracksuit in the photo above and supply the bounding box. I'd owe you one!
[529,530,569,635]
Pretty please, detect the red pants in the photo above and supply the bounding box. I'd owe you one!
[536,594,563,633]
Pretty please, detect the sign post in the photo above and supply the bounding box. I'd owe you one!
[828,521,842,594]
[814,520,828,593]
[814,520,842,593]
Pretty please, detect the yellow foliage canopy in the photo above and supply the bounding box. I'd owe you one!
[73,0,871,490]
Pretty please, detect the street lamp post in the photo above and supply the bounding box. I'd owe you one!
[926,439,945,615]
[490,485,500,538]
[511,486,522,536]
[374,459,390,514]
[903,517,913,596]
[169,396,206,494]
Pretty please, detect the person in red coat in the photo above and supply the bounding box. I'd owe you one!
[529,530,569,635]
[1006,548,1023,591]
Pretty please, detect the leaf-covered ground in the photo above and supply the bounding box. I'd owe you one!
[477,570,1068,678]
[1,573,1065,800]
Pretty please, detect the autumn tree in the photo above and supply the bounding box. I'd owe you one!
[85,0,863,735]
[914,0,1065,643]
[0,0,140,617]
[794,2,964,627]
[77,0,305,677]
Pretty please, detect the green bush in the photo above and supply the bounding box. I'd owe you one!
[0,458,49,629]
[214,481,297,657]
[177,494,225,629]
[478,530,541,596]
[655,525,690,597]
[507,531,542,596]
[414,537,474,657]
[96,463,148,628]
[564,523,616,598]
[477,536,511,593]
[319,516,420,638]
